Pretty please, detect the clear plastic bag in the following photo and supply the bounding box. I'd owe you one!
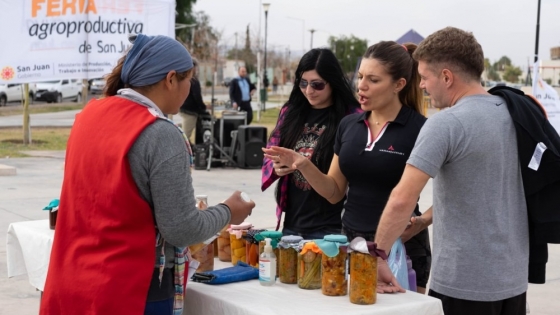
[387,238,409,290]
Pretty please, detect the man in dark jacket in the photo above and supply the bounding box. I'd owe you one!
[180,60,207,142]
[229,66,256,124]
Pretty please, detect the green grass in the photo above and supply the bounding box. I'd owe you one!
[0,105,282,158]
[0,103,84,117]
[0,127,71,157]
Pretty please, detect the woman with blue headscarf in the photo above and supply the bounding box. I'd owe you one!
[40,34,254,315]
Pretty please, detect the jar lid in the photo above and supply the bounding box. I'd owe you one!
[256,231,283,240]
[315,234,349,258]
[323,234,348,243]
[195,195,208,199]
[280,235,303,243]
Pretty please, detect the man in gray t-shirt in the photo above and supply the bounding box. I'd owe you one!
[373,27,528,315]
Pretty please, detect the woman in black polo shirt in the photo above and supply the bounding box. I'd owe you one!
[264,41,432,293]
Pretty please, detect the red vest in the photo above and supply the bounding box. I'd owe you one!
[40,97,158,315]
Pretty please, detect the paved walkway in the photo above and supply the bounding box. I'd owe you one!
[0,107,559,314]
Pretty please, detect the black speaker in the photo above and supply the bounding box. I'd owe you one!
[236,126,267,169]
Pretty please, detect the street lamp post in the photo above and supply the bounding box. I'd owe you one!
[263,3,270,112]
[309,29,315,49]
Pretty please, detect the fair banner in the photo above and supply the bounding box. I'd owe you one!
[533,60,560,133]
[0,0,175,84]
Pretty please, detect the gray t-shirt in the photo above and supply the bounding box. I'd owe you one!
[120,90,230,268]
[408,94,529,301]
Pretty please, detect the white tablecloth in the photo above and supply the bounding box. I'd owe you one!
[6,220,54,291]
[184,260,444,315]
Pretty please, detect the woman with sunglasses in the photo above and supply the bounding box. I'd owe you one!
[261,48,361,239]
[264,42,432,293]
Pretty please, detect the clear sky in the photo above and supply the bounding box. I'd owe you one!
[193,0,560,71]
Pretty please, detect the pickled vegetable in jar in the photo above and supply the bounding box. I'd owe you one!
[316,234,349,296]
[277,235,303,284]
[297,241,322,290]
[347,236,388,305]
[228,222,252,266]
[217,227,231,262]
[192,243,214,272]
[242,229,265,268]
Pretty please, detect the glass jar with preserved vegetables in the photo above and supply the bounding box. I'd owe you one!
[228,222,252,265]
[217,227,231,262]
[316,234,349,296]
[348,236,388,304]
[277,235,303,284]
[242,229,265,268]
[297,241,322,290]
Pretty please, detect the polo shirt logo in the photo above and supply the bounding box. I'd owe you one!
[379,145,405,156]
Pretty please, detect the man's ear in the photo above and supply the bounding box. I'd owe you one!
[441,69,454,87]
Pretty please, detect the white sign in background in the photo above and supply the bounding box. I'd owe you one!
[0,0,175,84]
[533,60,560,134]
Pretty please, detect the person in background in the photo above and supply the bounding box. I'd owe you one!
[261,48,361,239]
[373,27,529,315]
[264,42,431,292]
[40,34,254,315]
[229,66,256,124]
[179,58,208,143]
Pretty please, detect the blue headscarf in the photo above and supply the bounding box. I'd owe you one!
[121,34,193,87]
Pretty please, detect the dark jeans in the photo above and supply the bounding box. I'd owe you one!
[239,101,253,125]
[429,290,526,315]
[282,227,342,240]
[144,297,173,315]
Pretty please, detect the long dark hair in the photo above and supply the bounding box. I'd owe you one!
[277,48,359,173]
[363,41,422,113]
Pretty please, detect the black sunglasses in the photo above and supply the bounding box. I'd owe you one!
[299,79,327,91]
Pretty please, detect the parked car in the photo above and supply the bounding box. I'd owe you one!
[35,79,83,103]
[0,83,37,106]
[89,78,106,95]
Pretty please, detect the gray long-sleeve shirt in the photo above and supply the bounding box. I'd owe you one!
[120,89,230,268]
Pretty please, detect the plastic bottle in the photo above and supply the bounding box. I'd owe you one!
[259,238,276,286]
[406,256,417,292]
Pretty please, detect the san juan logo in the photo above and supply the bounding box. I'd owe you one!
[1,66,15,81]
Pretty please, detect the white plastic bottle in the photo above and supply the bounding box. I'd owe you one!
[259,238,276,286]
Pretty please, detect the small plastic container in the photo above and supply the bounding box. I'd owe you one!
[228,222,252,265]
[256,231,282,275]
[407,256,417,292]
[318,234,348,296]
[277,235,303,284]
[297,241,322,290]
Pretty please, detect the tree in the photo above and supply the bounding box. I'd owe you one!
[487,67,501,81]
[495,56,512,71]
[175,0,197,39]
[503,65,522,83]
[328,35,368,74]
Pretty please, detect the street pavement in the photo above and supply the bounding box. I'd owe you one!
[0,104,559,314]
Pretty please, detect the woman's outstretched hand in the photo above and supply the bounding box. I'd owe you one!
[263,146,306,176]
